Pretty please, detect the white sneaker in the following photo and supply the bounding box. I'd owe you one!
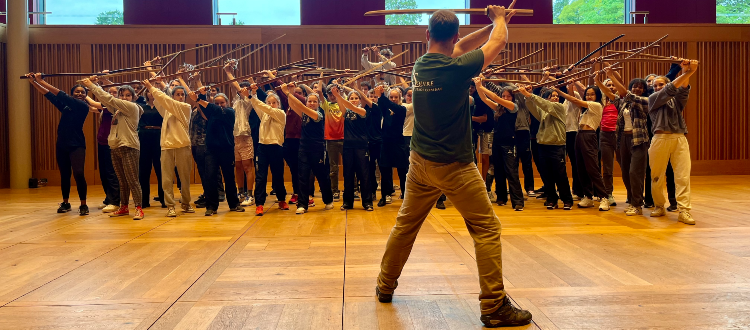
[678,210,695,225]
[166,207,177,217]
[623,205,635,214]
[527,190,536,197]
[625,206,643,216]
[97,204,107,210]
[385,195,393,204]
[578,197,594,208]
[102,204,119,213]
[296,207,306,214]
[598,198,610,211]
[651,206,666,217]
[325,203,334,210]
[608,195,616,206]
[488,191,497,203]
[240,195,254,206]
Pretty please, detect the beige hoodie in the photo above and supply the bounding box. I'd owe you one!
[92,85,143,150]
[150,87,191,150]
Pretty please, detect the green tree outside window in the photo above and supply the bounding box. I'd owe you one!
[385,0,421,25]
[554,0,624,24]
[95,9,124,25]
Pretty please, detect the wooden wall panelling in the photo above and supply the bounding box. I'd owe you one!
[28,44,81,185]
[695,41,750,161]
[195,43,291,86]
[0,42,8,188]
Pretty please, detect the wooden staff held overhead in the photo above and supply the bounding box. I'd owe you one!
[563,34,625,74]
[158,44,213,59]
[364,8,533,16]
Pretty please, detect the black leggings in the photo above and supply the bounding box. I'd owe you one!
[56,145,87,201]
[139,133,164,206]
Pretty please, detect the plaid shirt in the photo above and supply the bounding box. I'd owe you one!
[615,91,650,147]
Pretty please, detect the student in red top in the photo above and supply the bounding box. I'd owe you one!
[600,78,619,207]
[315,74,345,202]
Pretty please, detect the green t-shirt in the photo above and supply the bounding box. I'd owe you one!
[410,49,484,164]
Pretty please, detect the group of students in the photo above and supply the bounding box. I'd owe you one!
[469,58,698,225]
[28,47,697,225]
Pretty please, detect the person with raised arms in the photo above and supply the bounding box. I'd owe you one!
[374,6,532,328]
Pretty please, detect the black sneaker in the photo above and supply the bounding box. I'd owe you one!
[436,200,446,209]
[546,202,558,210]
[218,194,226,202]
[497,201,507,206]
[375,286,393,303]
[270,189,276,195]
[514,205,523,211]
[378,199,387,207]
[194,202,206,209]
[365,204,374,211]
[644,202,654,208]
[480,296,533,328]
[79,205,89,216]
[340,203,353,211]
[667,205,678,212]
[535,193,547,200]
[57,202,72,213]
[205,209,217,216]
[230,206,245,212]
[563,202,573,210]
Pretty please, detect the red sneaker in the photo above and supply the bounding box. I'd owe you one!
[309,197,315,207]
[133,206,144,220]
[109,205,129,217]
[278,201,289,210]
[255,205,264,216]
[289,194,298,204]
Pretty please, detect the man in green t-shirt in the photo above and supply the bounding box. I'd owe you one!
[375,6,533,328]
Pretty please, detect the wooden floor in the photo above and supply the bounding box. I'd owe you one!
[1,176,750,329]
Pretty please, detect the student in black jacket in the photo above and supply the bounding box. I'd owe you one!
[27,73,90,215]
[375,85,409,207]
[189,88,245,215]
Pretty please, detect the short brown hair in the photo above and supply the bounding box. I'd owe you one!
[428,10,459,42]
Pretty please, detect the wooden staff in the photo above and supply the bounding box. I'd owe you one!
[606,50,673,60]
[343,49,409,86]
[531,67,593,89]
[620,34,668,61]
[484,78,533,84]
[563,34,624,73]
[548,66,624,89]
[575,44,660,68]
[275,58,317,70]
[195,43,252,68]
[364,8,533,16]
[496,58,557,70]
[373,41,422,48]
[606,57,678,63]
[208,67,317,89]
[76,68,163,83]
[497,48,544,69]
[234,34,287,63]
[18,65,163,79]
[96,80,142,88]
[491,71,549,76]
[276,72,357,90]
[158,44,213,59]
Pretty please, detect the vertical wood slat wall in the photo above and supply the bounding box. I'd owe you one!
[2,37,749,187]
[0,42,8,188]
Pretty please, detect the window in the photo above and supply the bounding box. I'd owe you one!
[553,0,625,24]
[385,0,469,25]
[41,0,123,25]
[717,0,750,24]
[214,0,300,25]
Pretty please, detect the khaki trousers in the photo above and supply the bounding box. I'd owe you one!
[377,151,506,315]
[648,134,692,211]
[161,146,192,208]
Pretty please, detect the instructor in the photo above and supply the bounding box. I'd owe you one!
[375,6,533,328]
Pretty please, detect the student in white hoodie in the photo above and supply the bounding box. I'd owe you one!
[244,85,288,216]
[83,76,145,220]
[143,79,194,217]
